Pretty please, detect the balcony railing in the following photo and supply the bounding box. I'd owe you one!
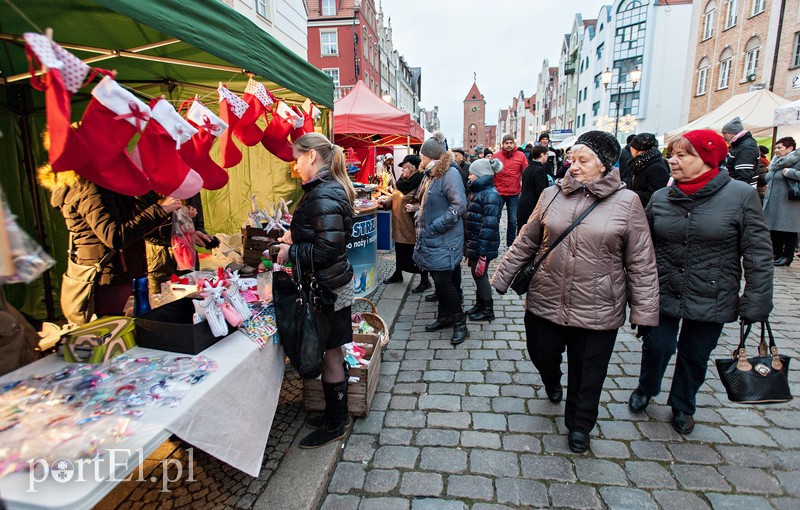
[334,86,354,100]
[564,60,576,75]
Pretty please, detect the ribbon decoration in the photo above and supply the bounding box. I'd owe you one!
[113,101,150,133]
[200,115,221,134]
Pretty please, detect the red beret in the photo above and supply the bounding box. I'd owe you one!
[682,129,728,169]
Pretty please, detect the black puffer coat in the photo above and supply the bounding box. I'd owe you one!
[628,148,670,207]
[464,175,503,261]
[50,179,170,286]
[646,171,773,323]
[289,169,354,290]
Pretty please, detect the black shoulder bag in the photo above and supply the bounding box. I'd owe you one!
[273,246,334,379]
[715,321,792,404]
[509,197,602,295]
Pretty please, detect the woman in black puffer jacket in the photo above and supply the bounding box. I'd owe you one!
[276,132,355,449]
[464,158,503,322]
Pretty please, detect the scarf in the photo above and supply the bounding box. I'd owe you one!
[768,149,800,172]
[396,171,424,195]
[676,168,719,195]
[627,147,664,178]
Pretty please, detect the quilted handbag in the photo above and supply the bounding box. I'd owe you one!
[715,321,793,404]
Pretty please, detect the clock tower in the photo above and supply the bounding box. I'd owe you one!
[463,78,486,153]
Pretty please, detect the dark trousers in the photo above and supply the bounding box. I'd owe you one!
[770,230,798,260]
[452,263,462,298]
[501,194,520,247]
[524,312,618,433]
[431,269,463,318]
[470,261,492,302]
[637,313,724,415]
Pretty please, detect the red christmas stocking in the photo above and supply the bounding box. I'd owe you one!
[233,78,274,146]
[24,33,91,173]
[302,100,322,134]
[289,106,307,142]
[180,100,230,190]
[261,102,294,161]
[135,98,203,199]
[73,76,152,196]
[217,85,248,168]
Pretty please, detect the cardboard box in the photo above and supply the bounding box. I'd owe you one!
[134,298,234,354]
[303,333,381,417]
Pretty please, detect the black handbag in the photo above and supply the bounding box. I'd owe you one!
[510,198,601,295]
[715,321,793,404]
[273,247,333,379]
[787,179,800,201]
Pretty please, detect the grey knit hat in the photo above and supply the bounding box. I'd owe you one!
[630,133,658,152]
[469,158,503,179]
[421,131,447,160]
[722,116,744,134]
[575,130,621,172]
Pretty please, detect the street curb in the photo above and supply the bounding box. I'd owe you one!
[256,274,415,510]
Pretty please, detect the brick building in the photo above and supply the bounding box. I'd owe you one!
[463,81,486,152]
[484,125,497,151]
[768,0,800,100]
[307,0,382,99]
[685,0,773,121]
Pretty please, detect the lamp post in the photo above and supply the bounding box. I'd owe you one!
[601,66,641,140]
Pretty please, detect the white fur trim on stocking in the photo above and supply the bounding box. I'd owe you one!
[244,77,273,109]
[302,99,322,120]
[186,100,228,138]
[91,76,152,130]
[289,106,304,129]
[150,99,197,149]
[274,101,293,120]
[218,86,248,119]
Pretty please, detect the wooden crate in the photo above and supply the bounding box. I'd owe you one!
[303,333,382,417]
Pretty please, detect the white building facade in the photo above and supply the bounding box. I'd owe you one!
[223,0,309,58]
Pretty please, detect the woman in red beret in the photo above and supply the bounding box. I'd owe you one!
[628,129,774,434]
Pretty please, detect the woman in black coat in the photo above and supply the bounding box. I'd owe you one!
[627,133,670,207]
[517,145,551,233]
[276,132,356,449]
[629,130,773,435]
[464,158,503,323]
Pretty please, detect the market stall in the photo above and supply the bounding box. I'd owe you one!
[0,0,334,320]
[333,81,424,296]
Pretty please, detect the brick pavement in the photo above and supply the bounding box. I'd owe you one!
[320,218,800,510]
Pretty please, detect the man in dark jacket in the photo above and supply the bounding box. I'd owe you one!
[618,133,636,184]
[538,133,562,178]
[627,133,670,207]
[453,148,470,191]
[517,145,551,232]
[720,116,759,183]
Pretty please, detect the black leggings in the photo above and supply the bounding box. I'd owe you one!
[430,270,463,318]
[771,230,798,259]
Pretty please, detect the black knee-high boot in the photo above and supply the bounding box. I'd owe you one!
[300,380,350,448]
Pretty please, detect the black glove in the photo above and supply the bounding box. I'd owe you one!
[633,324,653,339]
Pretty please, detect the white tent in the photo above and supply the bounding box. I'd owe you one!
[665,89,790,142]
[774,98,800,126]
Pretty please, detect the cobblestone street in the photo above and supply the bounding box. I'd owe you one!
[321,218,800,510]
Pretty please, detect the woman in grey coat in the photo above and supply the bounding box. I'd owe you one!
[629,130,773,436]
[413,132,468,345]
[763,136,800,266]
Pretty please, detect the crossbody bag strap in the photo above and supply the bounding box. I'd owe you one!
[531,197,601,273]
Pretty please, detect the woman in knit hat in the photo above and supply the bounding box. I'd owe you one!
[492,130,659,454]
[463,157,504,322]
[627,133,670,206]
[413,132,469,345]
[629,129,773,435]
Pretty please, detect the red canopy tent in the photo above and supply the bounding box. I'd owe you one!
[333,81,424,182]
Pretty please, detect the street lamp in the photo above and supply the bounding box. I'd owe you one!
[602,65,641,139]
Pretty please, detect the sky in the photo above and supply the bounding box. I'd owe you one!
[379,0,613,147]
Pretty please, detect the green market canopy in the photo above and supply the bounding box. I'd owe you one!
[0,0,334,319]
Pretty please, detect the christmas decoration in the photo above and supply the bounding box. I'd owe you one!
[233,77,274,146]
[217,85,248,168]
[180,100,230,190]
[260,101,294,162]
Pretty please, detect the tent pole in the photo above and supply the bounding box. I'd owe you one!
[15,86,56,320]
[772,126,778,153]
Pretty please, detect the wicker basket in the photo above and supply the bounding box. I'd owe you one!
[354,297,389,350]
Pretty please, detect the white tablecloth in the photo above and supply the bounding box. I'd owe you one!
[0,330,285,510]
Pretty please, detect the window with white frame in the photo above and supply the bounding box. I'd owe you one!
[718,48,733,88]
[725,0,738,29]
[743,36,760,79]
[793,32,800,67]
[323,68,340,87]
[322,0,336,16]
[751,0,765,15]
[703,2,715,39]
[320,30,338,56]
[697,58,710,95]
[256,0,269,19]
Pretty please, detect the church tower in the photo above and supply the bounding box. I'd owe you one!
[463,78,486,152]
